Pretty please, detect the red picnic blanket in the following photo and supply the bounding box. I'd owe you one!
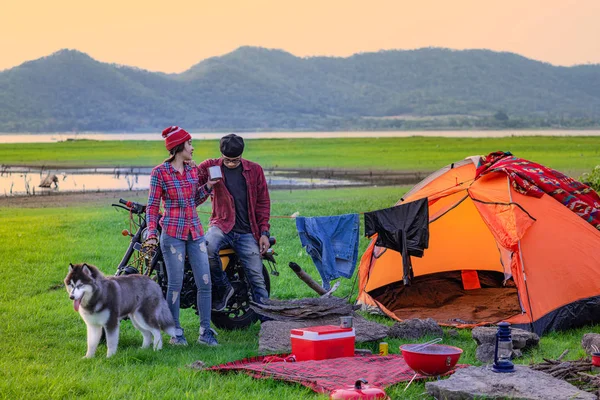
[208,353,464,394]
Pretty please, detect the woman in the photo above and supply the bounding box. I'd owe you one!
[145,126,219,346]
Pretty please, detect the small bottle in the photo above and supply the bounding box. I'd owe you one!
[379,342,389,356]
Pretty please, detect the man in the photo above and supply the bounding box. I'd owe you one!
[198,134,271,312]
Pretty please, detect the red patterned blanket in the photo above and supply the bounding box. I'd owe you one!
[208,353,463,394]
[476,151,600,230]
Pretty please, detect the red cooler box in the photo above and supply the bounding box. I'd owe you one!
[290,325,355,361]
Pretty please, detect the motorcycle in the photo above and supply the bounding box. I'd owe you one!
[112,198,278,330]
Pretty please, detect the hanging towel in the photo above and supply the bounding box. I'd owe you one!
[295,214,360,290]
[364,198,429,286]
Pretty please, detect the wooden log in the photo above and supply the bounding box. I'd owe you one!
[542,358,560,365]
[547,362,571,374]
[320,281,341,298]
[557,349,569,361]
[578,372,599,380]
[288,262,327,295]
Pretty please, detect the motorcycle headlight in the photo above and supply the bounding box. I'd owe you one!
[141,228,150,242]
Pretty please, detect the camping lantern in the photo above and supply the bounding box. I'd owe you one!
[492,322,514,373]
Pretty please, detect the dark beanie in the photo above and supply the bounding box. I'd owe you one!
[220,134,244,157]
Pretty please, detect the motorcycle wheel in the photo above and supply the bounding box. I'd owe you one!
[211,264,271,330]
[117,248,154,277]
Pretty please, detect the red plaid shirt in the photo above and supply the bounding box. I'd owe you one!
[146,162,211,240]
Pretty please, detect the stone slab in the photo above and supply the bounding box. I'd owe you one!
[426,365,595,400]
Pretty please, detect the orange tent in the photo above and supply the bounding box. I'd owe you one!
[357,155,600,335]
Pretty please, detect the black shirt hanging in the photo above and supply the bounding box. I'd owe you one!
[364,197,429,286]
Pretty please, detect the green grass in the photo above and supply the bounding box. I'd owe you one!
[1,186,599,399]
[1,136,600,176]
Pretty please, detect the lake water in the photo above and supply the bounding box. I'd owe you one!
[0,167,358,196]
[2,130,599,195]
[1,130,600,143]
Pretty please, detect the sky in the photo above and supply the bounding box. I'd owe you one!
[1,0,599,73]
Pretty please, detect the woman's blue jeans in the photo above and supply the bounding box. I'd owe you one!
[160,232,212,335]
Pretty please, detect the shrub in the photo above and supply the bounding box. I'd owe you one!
[579,165,600,192]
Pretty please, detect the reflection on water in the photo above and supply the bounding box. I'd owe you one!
[0,167,357,196]
[0,167,150,195]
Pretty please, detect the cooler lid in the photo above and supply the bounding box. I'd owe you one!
[290,325,354,336]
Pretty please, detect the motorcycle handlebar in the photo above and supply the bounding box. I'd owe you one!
[114,198,146,215]
[114,199,275,244]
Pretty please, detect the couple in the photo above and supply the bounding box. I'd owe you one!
[144,126,271,347]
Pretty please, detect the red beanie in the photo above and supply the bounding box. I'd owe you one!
[162,126,191,151]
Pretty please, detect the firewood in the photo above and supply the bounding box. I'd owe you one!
[557,349,569,361]
[530,355,597,393]
[542,358,560,365]
[547,362,571,374]
[578,372,597,380]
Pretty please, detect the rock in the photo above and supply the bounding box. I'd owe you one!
[475,344,524,363]
[426,365,595,400]
[475,343,496,363]
[472,326,539,362]
[581,333,600,355]
[258,314,389,353]
[446,329,459,338]
[39,174,58,188]
[472,326,540,349]
[358,303,385,315]
[250,297,358,321]
[513,348,523,359]
[387,318,443,340]
[186,360,207,370]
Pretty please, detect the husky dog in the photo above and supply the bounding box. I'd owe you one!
[64,263,176,358]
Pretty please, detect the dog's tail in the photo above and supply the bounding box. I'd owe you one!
[157,301,177,337]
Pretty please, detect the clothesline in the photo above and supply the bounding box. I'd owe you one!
[196,178,472,220]
[197,210,368,219]
[200,195,431,291]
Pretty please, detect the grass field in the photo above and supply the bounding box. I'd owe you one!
[1,185,599,399]
[1,136,600,176]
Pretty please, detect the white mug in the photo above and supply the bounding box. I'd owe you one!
[208,166,223,180]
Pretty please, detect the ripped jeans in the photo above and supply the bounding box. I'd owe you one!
[160,232,212,335]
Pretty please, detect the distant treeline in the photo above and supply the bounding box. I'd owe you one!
[1,47,599,132]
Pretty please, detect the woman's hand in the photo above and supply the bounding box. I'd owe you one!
[185,160,197,168]
[144,237,158,246]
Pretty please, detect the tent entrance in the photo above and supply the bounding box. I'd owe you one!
[367,270,522,325]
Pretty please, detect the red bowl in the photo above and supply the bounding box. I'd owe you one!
[400,344,463,376]
[592,353,600,367]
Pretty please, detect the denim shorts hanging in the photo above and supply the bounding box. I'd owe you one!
[295,214,360,290]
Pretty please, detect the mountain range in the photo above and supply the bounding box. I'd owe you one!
[1,46,599,132]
